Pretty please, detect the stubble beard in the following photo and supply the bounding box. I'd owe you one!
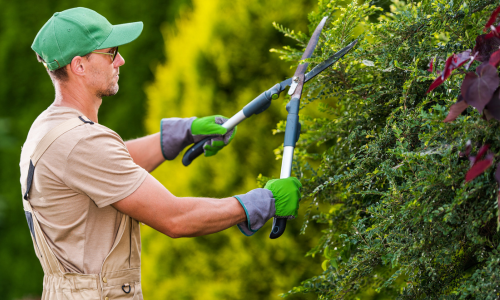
[90,65,119,98]
[96,83,119,98]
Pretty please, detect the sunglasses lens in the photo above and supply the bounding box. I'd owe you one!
[113,47,119,62]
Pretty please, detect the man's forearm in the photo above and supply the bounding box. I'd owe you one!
[112,175,247,238]
[160,196,247,238]
[125,133,165,172]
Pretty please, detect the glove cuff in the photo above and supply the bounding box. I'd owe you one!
[160,117,196,160]
[234,188,275,236]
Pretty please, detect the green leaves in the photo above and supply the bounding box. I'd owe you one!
[276,0,500,298]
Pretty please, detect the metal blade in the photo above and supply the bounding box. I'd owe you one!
[278,39,358,93]
[300,17,328,62]
[304,39,357,82]
[288,16,328,96]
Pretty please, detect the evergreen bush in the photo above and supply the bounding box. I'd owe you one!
[274,0,500,298]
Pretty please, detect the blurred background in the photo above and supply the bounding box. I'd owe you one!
[0,0,325,299]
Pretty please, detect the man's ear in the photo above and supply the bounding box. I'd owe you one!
[69,56,87,76]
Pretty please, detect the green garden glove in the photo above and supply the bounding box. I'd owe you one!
[234,177,302,236]
[191,115,237,157]
[264,177,302,219]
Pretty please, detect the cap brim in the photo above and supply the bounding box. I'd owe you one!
[98,21,143,49]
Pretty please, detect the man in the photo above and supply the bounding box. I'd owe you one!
[20,7,301,300]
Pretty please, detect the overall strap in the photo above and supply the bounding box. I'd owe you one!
[23,115,93,275]
[24,116,94,201]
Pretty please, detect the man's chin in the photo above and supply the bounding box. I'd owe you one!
[98,85,119,98]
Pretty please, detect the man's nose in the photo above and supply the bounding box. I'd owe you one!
[114,52,125,67]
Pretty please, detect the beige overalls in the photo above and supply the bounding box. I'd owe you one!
[22,117,143,300]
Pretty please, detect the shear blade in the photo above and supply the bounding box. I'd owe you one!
[278,39,358,93]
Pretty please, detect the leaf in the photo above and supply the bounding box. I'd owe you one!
[465,153,493,182]
[426,75,446,94]
[476,145,490,162]
[362,60,374,66]
[473,34,500,62]
[465,52,478,70]
[485,5,500,30]
[495,162,500,184]
[484,108,495,120]
[451,50,472,68]
[461,63,500,113]
[489,49,500,67]
[443,95,468,122]
[322,260,329,271]
[324,246,331,259]
[427,52,471,94]
[427,58,433,72]
[485,88,500,120]
[441,55,454,79]
[330,258,338,270]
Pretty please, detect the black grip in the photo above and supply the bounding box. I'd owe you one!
[269,217,287,239]
[182,137,210,166]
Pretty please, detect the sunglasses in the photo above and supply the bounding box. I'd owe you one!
[91,47,119,62]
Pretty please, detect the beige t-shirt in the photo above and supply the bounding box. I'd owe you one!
[20,105,148,274]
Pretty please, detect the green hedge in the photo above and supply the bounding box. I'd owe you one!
[274,0,500,298]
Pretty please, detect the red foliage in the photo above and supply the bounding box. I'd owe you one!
[485,88,500,121]
[485,5,500,31]
[461,63,499,113]
[465,146,493,182]
[474,34,500,62]
[443,96,468,123]
[428,58,433,72]
[495,163,500,184]
[426,52,472,94]
[490,49,500,67]
[466,156,493,182]
[452,50,472,68]
[475,144,490,163]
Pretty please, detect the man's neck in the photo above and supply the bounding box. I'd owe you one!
[53,84,101,123]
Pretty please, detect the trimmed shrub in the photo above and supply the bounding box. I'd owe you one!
[275,0,500,298]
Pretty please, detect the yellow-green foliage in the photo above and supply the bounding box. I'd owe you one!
[142,0,324,299]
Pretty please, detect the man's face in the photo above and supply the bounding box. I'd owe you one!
[86,47,125,98]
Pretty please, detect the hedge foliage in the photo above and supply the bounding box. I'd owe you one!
[273,0,500,298]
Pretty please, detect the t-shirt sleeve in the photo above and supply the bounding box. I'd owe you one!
[64,126,148,208]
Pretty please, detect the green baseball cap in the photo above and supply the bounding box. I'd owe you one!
[32,7,143,70]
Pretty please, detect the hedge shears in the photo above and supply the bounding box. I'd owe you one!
[182,16,357,239]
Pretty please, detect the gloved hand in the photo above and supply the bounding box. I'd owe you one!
[191,115,236,157]
[160,115,236,160]
[264,177,301,219]
[234,177,302,236]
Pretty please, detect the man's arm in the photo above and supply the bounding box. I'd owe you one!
[125,133,165,172]
[112,174,246,238]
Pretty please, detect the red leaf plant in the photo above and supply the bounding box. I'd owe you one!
[485,6,500,30]
[485,88,500,120]
[443,95,468,122]
[426,50,473,94]
[461,63,499,113]
[489,49,500,67]
[465,144,494,182]
[427,5,500,123]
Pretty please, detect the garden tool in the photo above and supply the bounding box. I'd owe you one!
[182,16,357,238]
